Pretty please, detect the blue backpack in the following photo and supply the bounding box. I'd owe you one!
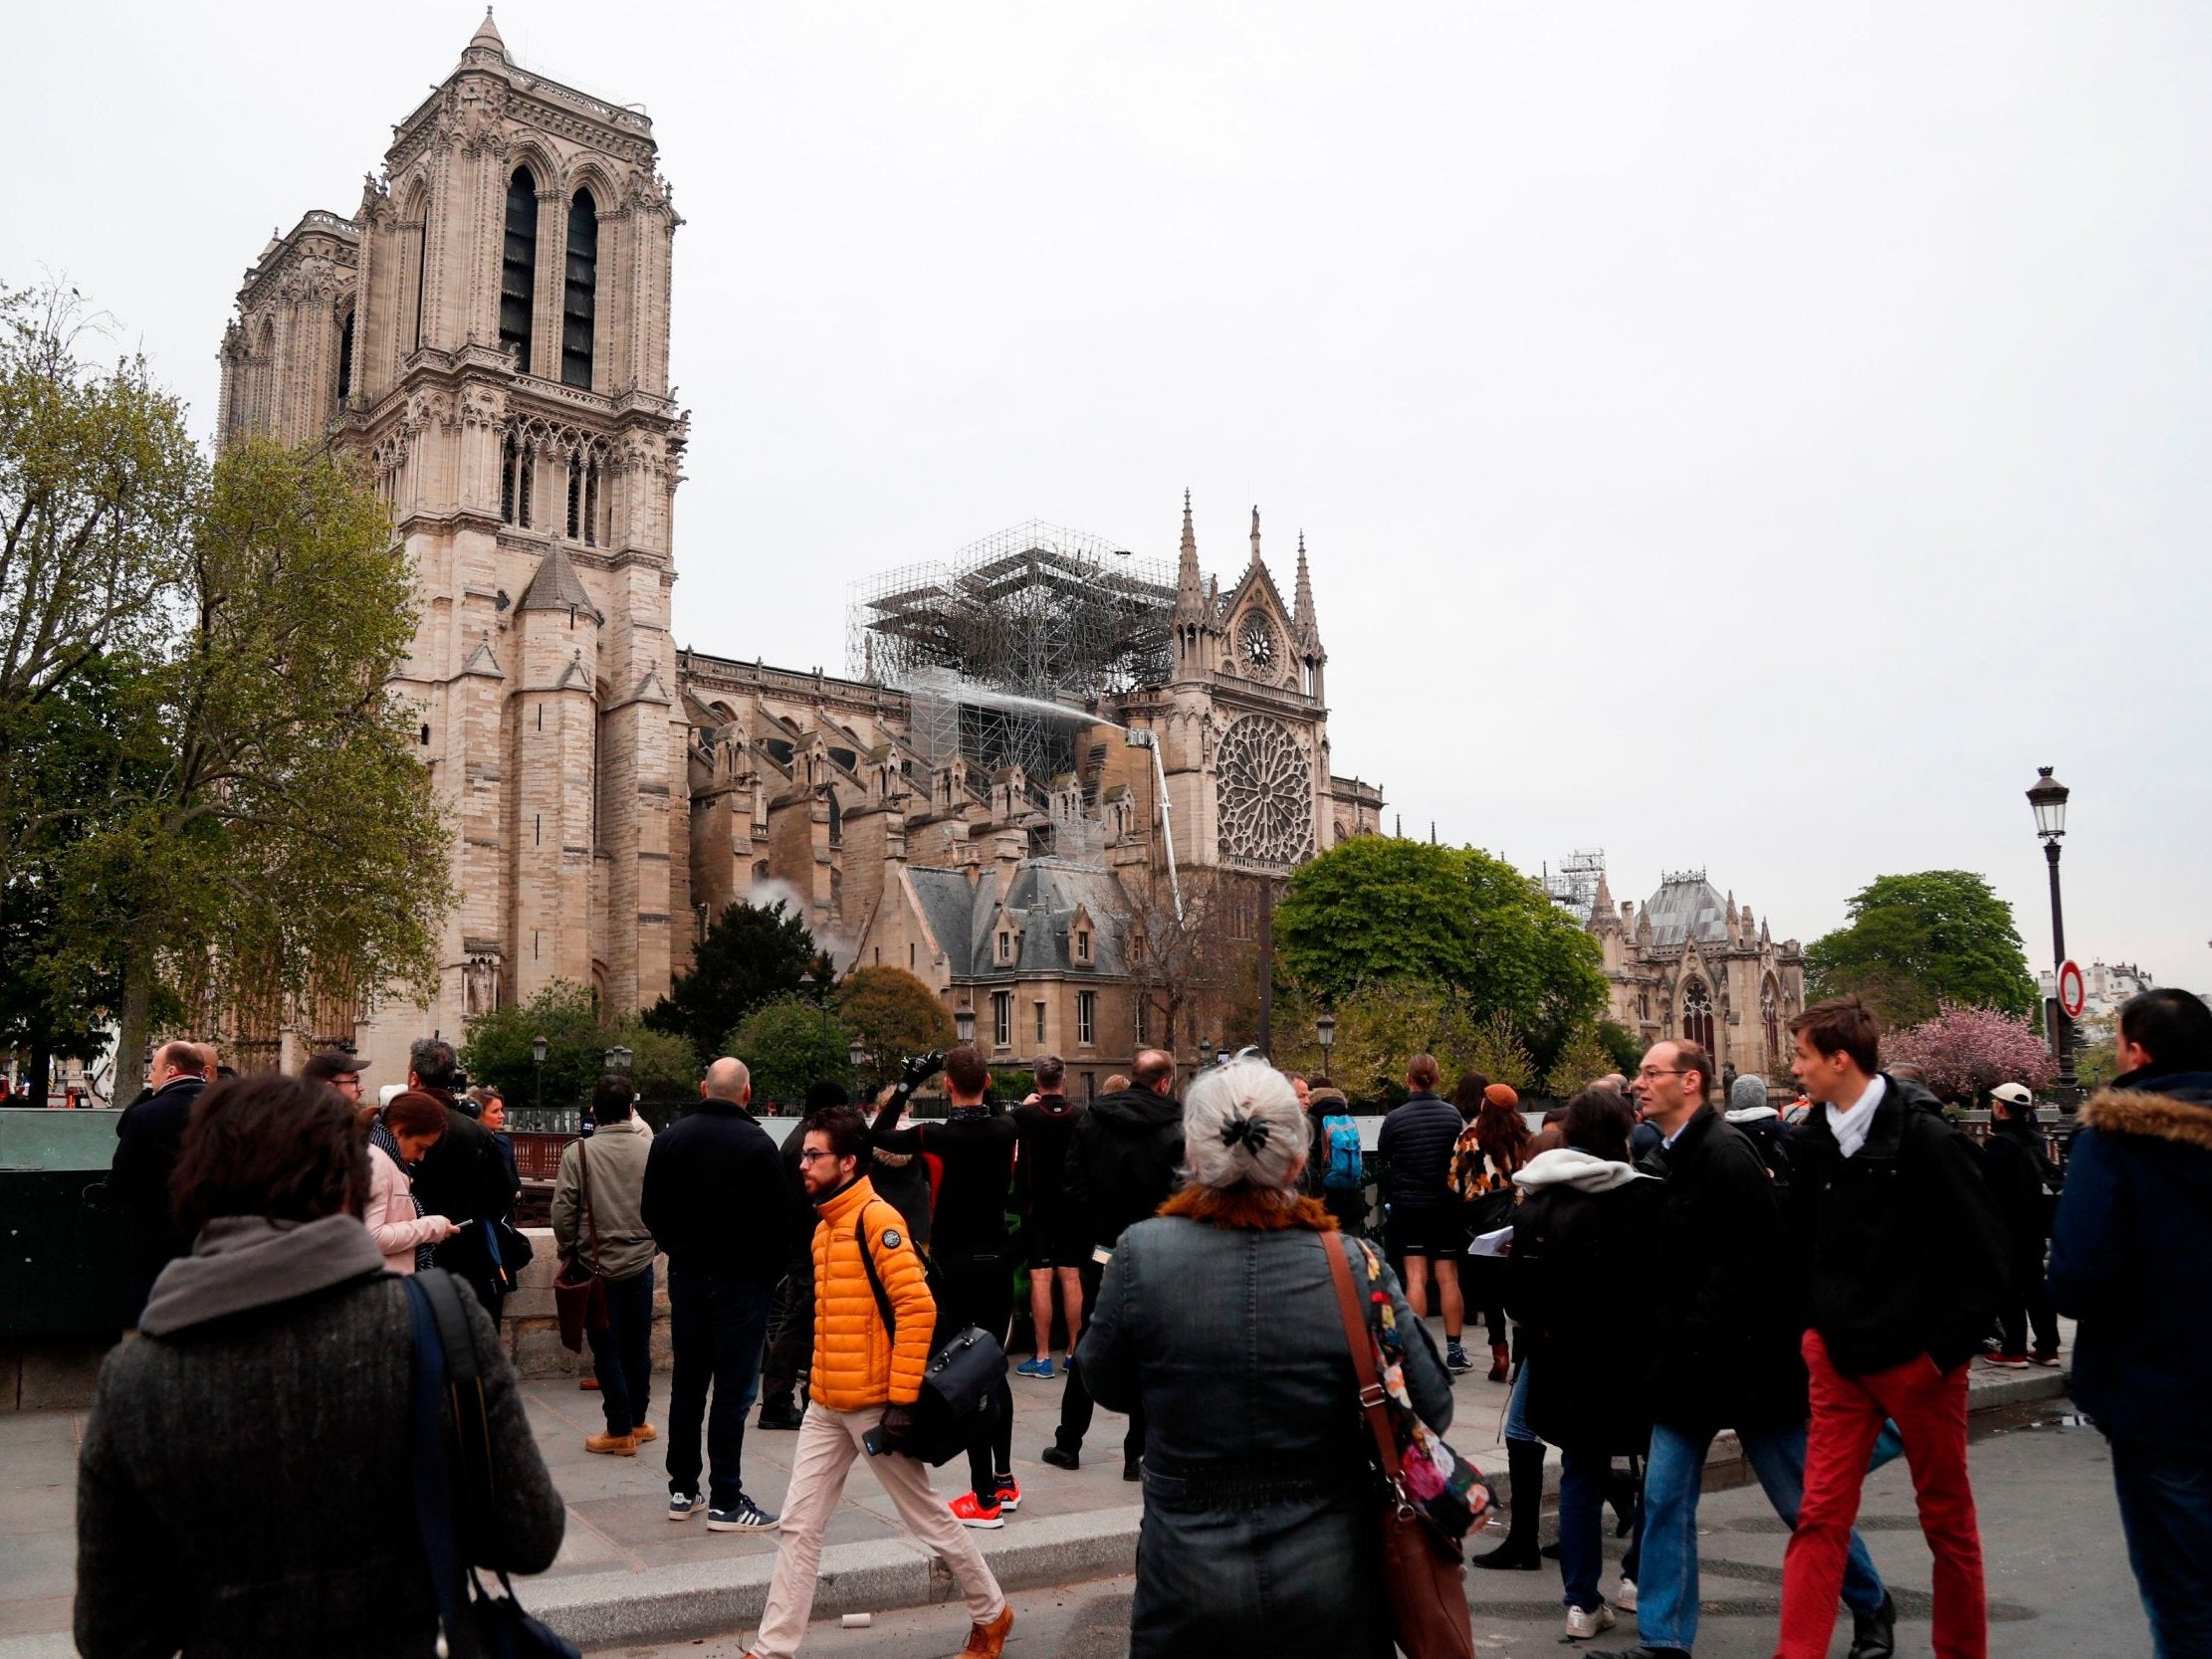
[1322,1115,1364,1195]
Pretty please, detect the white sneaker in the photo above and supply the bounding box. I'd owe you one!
[1616,1577,1637,1611]
[1564,1603,1616,1639]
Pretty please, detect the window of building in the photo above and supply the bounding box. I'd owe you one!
[1074,929,1091,963]
[1681,979,1715,1057]
[561,190,597,389]
[336,306,355,403]
[1082,1072,1096,1101]
[501,168,539,373]
[909,942,916,969]
[1077,990,1095,1046]
[1034,1001,1047,1044]
[992,990,1011,1049]
[1135,998,1148,1044]
[997,931,1011,962]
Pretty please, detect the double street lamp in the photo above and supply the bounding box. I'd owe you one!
[2027,766,2077,1099]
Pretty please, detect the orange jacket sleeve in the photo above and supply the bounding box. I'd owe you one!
[865,1200,937,1405]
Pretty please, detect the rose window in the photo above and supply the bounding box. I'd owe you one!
[1216,716,1314,867]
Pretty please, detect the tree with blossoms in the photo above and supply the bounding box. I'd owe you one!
[1884,1001,2056,1103]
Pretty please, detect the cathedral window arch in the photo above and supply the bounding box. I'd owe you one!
[336,304,355,404]
[501,166,540,373]
[1681,978,1715,1057]
[561,188,598,390]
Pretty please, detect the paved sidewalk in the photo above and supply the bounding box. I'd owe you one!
[0,1323,2074,1655]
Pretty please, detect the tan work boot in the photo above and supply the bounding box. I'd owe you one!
[584,1430,638,1456]
[955,1603,1013,1658]
[630,1422,658,1443]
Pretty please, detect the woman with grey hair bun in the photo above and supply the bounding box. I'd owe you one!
[1080,1057,1455,1657]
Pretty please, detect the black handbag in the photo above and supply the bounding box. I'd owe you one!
[852,1211,1007,1466]
[405,1269,580,1659]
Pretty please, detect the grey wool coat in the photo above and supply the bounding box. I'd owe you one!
[1081,1185,1454,1659]
[76,1216,565,1659]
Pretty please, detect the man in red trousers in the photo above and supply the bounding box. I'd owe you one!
[1773,996,2007,1659]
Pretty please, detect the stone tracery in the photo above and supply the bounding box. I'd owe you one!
[1216,715,1314,867]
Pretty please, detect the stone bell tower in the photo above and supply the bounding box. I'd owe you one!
[220,12,691,1053]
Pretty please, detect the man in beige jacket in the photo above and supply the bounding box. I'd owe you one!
[553,1073,659,1453]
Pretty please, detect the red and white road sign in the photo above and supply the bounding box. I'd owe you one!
[2058,960,2087,1020]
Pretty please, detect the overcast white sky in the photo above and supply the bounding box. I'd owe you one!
[10,3,2209,991]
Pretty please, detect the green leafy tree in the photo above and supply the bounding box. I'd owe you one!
[0,285,201,902]
[834,964,954,1092]
[461,982,606,1112]
[51,436,450,1072]
[1805,871,2038,1029]
[1276,978,1486,1107]
[1272,836,1605,1075]
[1466,1008,1536,1094]
[732,995,853,1108]
[646,899,816,1059]
[1543,1022,1617,1100]
[1597,1019,1646,1077]
[462,981,700,1113]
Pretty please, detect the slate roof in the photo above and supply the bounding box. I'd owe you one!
[516,544,603,623]
[1642,875,1729,948]
[908,860,1131,978]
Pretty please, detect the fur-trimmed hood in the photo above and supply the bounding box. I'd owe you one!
[1158,1183,1338,1231]
[2081,1075,2212,1150]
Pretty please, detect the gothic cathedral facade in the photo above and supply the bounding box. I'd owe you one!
[216,19,1383,1076]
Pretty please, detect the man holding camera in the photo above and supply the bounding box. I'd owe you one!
[745,1104,1011,1659]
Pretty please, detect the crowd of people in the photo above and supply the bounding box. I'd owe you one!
[67,981,2212,1658]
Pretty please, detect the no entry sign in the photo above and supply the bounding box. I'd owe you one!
[2058,960,2087,1020]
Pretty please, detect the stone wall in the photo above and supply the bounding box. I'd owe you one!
[500,1226,675,1380]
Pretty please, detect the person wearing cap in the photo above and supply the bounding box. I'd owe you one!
[301,1048,367,1108]
[1980,1082,2062,1367]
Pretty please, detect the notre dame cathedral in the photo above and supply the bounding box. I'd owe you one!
[216,16,1383,1088]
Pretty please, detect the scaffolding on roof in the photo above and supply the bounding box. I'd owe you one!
[847,521,1176,785]
[1544,848,1607,924]
[847,520,1176,701]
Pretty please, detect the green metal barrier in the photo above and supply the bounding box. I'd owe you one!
[0,1110,138,1339]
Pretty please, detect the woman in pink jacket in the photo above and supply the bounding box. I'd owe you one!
[363,1090,459,1273]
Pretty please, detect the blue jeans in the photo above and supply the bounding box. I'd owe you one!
[1558,1446,1643,1611]
[585,1264,656,1435]
[665,1264,773,1509]
[1639,1421,1889,1651]
[2110,1438,2212,1658]
[1504,1357,1536,1444]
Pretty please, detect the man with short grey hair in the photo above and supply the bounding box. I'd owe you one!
[642,1056,792,1529]
[111,1040,213,1314]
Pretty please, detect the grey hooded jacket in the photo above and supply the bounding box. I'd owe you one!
[77,1215,564,1659]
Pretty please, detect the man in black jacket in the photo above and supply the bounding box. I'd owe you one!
[1980,1082,2061,1366]
[642,1056,792,1531]
[403,1038,514,1320]
[1772,998,2006,1659]
[1377,1053,1472,1372]
[1040,1047,1182,1475]
[110,1041,212,1317]
[1593,1039,1892,1659]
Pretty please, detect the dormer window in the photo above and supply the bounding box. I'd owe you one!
[997,931,1012,962]
[1074,930,1091,963]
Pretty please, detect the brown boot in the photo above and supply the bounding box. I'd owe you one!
[584,1430,638,1456]
[1488,1345,1510,1383]
[955,1602,1013,1658]
[631,1422,658,1443]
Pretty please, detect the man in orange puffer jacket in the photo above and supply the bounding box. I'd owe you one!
[745,1105,1012,1659]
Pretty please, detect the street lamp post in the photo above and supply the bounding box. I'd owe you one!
[531,1034,547,1114]
[955,1005,976,1047]
[2027,766,2077,1102]
[1315,1013,1336,1080]
[848,1035,869,1089]
[1199,1037,1215,1072]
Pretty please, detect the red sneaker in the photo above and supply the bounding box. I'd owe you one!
[993,1476,1021,1512]
[949,1491,1005,1529]
[1981,1352,2030,1368]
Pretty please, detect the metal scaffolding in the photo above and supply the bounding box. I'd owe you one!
[848,521,1176,783]
[1544,848,1608,924]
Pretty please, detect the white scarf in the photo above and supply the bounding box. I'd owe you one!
[1825,1075,1887,1159]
